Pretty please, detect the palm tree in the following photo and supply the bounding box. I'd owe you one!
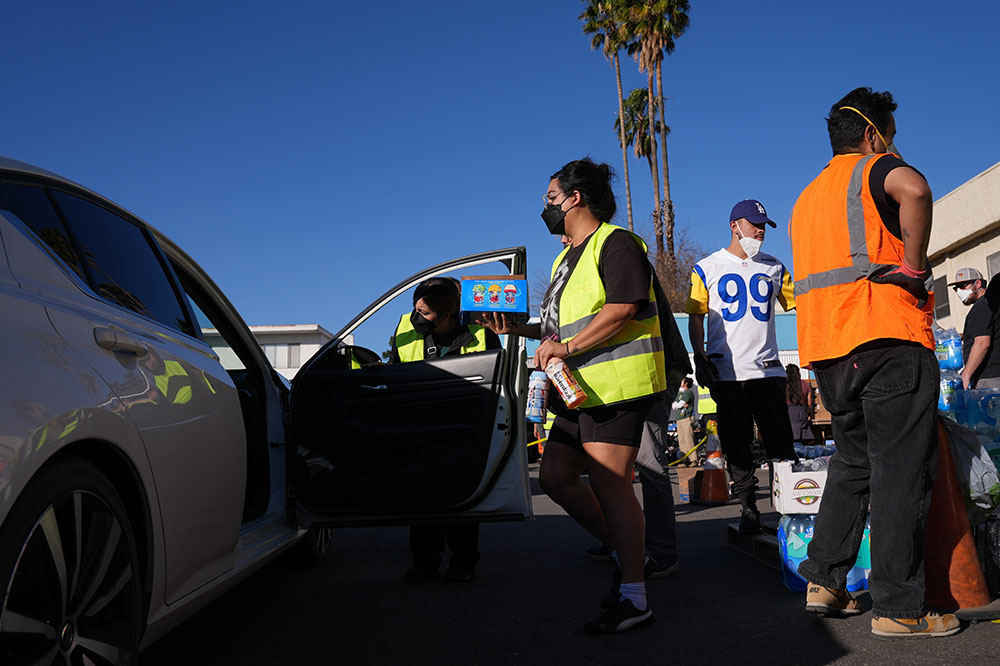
[580,1,636,231]
[627,0,690,265]
[614,87,668,195]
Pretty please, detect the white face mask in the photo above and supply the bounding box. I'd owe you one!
[735,224,762,259]
[957,287,974,304]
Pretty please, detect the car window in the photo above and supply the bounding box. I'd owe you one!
[170,262,249,372]
[346,260,513,364]
[0,182,85,279]
[48,190,193,336]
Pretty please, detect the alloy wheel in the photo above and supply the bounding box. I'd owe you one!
[0,488,139,665]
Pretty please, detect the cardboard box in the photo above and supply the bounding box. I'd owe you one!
[772,461,826,514]
[460,275,529,324]
[809,379,832,425]
[676,467,703,503]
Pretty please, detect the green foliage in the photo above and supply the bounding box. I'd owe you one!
[614,87,668,159]
[625,0,691,72]
[579,1,635,59]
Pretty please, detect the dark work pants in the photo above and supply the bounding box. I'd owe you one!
[636,398,678,563]
[711,377,796,511]
[798,342,938,619]
[410,523,480,569]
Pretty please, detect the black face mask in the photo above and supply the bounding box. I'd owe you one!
[541,195,577,235]
[410,310,435,336]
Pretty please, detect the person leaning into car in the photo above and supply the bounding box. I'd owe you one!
[391,277,501,583]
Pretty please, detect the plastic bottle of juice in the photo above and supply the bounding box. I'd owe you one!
[545,357,587,409]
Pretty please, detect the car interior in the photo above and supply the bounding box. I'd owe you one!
[172,263,272,524]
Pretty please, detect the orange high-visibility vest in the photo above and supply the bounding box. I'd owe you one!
[790,153,934,364]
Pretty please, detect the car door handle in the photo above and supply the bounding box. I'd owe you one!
[360,384,388,391]
[93,326,149,358]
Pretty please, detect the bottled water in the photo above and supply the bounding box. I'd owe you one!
[792,456,830,473]
[935,327,963,371]
[938,369,966,414]
[778,513,870,592]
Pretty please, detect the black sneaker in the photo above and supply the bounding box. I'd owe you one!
[443,564,475,583]
[644,556,678,579]
[585,543,614,562]
[738,507,762,535]
[584,598,653,634]
[403,564,440,583]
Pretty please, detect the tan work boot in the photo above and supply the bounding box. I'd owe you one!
[805,584,862,617]
[871,611,961,638]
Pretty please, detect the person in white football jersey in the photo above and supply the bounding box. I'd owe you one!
[686,199,798,534]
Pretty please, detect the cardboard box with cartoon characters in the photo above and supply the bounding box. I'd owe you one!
[460,275,529,325]
[771,461,826,514]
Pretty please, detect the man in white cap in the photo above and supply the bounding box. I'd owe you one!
[949,267,1000,389]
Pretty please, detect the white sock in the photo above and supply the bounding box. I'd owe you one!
[618,582,647,611]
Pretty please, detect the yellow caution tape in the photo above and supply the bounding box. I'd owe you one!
[527,437,547,448]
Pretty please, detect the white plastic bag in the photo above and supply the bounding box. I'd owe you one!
[941,417,1000,517]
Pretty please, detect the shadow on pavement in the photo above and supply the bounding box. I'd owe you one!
[142,473,996,665]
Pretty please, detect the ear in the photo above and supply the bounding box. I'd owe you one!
[864,124,880,151]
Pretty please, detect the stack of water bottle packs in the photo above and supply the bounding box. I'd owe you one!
[775,455,872,592]
[937,327,1000,475]
[934,327,1000,597]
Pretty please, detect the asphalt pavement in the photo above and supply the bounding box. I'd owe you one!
[141,466,999,665]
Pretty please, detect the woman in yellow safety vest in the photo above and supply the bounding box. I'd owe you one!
[478,158,666,634]
[392,278,501,584]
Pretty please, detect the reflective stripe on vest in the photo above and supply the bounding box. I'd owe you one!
[549,223,666,408]
[394,314,488,363]
[791,153,934,363]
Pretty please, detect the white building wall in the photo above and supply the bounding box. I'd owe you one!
[928,162,1000,332]
[204,324,336,380]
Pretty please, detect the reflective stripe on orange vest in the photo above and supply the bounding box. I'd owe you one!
[791,153,934,364]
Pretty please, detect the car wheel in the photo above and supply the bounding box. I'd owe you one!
[0,458,143,666]
[294,527,333,566]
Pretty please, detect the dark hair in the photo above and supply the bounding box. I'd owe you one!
[681,377,693,388]
[412,277,459,316]
[550,157,617,223]
[826,87,897,154]
[785,364,803,403]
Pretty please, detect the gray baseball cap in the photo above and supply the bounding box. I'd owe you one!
[947,267,984,286]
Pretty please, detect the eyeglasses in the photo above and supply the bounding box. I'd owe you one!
[543,191,567,205]
[952,282,974,291]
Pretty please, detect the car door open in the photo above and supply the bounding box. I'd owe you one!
[289,247,532,527]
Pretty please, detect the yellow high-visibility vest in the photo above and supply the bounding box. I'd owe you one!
[548,223,665,408]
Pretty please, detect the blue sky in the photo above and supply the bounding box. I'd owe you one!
[3,1,998,332]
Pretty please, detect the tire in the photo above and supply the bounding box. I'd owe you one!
[293,527,333,567]
[0,458,143,666]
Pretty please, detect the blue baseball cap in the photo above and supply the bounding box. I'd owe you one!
[730,199,776,228]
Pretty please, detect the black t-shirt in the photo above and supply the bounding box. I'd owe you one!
[540,229,651,339]
[869,154,927,240]
[962,296,1000,381]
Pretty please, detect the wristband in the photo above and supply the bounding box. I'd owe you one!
[565,341,571,356]
[899,260,929,278]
